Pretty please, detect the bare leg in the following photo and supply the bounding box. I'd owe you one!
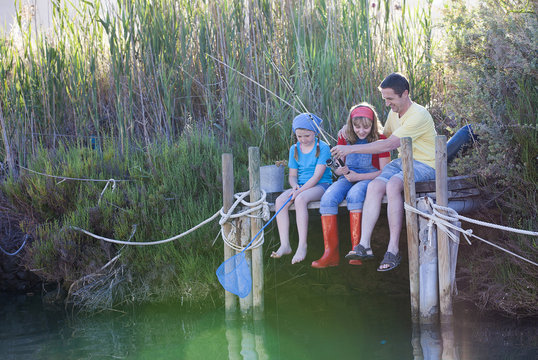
[292,186,326,264]
[271,189,294,258]
[358,179,387,249]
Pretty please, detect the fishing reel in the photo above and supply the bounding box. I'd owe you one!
[326,157,345,173]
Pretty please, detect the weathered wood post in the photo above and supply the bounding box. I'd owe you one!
[401,137,420,323]
[249,147,264,320]
[418,197,439,324]
[435,135,453,322]
[239,217,253,315]
[436,136,461,360]
[222,153,238,317]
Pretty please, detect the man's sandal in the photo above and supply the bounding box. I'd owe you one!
[345,244,374,260]
[377,251,401,272]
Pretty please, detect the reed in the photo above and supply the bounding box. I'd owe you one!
[0,0,437,308]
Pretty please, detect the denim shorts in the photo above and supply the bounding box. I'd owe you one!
[376,159,435,183]
[316,182,331,191]
[319,177,371,214]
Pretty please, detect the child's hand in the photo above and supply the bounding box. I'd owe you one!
[337,165,351,176]
[290,185,301,200]
[344,170,359,182]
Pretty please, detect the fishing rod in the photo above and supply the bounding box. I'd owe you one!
[206,54,301,114]
[264,56,345,171]
[265,55,337,145]
[208,53,344,170]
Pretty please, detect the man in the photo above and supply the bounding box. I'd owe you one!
[331,72,436,271]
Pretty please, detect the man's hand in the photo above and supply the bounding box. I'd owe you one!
[331,145,352,159]
[337,124,348,140]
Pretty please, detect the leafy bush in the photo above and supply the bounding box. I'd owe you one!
[440,0,537,317]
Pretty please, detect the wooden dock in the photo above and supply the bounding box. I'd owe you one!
[222,136,480,328]
[267,175,479,211]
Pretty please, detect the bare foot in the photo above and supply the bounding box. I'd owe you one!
[291,244,307,264]
[270,245,292,259]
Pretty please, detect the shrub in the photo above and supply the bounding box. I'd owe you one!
[440,0,537,317]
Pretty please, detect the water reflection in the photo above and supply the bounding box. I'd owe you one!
[411,322,444,360]
[1,290,537,359]
[1,219,537,360]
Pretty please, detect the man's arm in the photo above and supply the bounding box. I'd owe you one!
[331,135,401,159]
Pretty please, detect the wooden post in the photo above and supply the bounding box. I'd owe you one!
[401,137,420,323]
[417,198,439,324]
[222,153,237,318]
[436,135,453,322]
[239,216,253,315]
[249,147,264,320]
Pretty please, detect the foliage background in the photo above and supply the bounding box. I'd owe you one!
[0,0,535,316]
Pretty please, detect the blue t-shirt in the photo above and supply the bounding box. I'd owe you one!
[288,139,332,185]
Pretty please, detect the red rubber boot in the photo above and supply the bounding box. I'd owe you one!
[349,212,363,266]
[311,215,339,268]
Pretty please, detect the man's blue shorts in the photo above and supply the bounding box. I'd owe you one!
[376,159,435,183]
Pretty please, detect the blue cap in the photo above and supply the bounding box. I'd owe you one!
[292,113,323,134]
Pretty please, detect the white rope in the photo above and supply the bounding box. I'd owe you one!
[219,190,269,251]
[68,210,221,246]
[19,165,131,183]
[431,202,538,237]
[66,189,268,250]
[404,198,538,267]
[21,160,269,250]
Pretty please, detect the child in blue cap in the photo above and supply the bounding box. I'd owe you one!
[270,113,333,264]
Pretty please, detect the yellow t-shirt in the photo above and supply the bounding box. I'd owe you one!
[383,102,436,168]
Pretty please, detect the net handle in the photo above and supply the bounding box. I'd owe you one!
[241,194,293,253]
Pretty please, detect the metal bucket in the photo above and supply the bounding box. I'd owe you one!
[260,165,285,193]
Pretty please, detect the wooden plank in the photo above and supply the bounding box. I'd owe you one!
[266,187,480,211]
[415,175,476,193]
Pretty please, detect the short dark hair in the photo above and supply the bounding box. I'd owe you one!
[379,72,410,97]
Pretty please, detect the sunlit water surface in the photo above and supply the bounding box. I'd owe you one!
[1,218,537,359]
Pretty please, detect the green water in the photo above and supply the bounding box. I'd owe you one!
[1,217,537,359]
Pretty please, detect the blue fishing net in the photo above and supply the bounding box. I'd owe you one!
[216,194,292,298]
[216,250,252,298]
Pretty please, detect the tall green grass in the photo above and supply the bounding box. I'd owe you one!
[1,0,435,161]
[0,0,437,309]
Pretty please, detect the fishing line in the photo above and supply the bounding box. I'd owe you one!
[206,54,301,114]
[265,55,345,170]
[265,55,337,145]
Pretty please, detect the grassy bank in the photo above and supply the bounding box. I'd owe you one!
[0,0,535,316]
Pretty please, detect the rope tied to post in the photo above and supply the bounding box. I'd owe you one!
[219,190,270,252]
[404,197,538,267]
